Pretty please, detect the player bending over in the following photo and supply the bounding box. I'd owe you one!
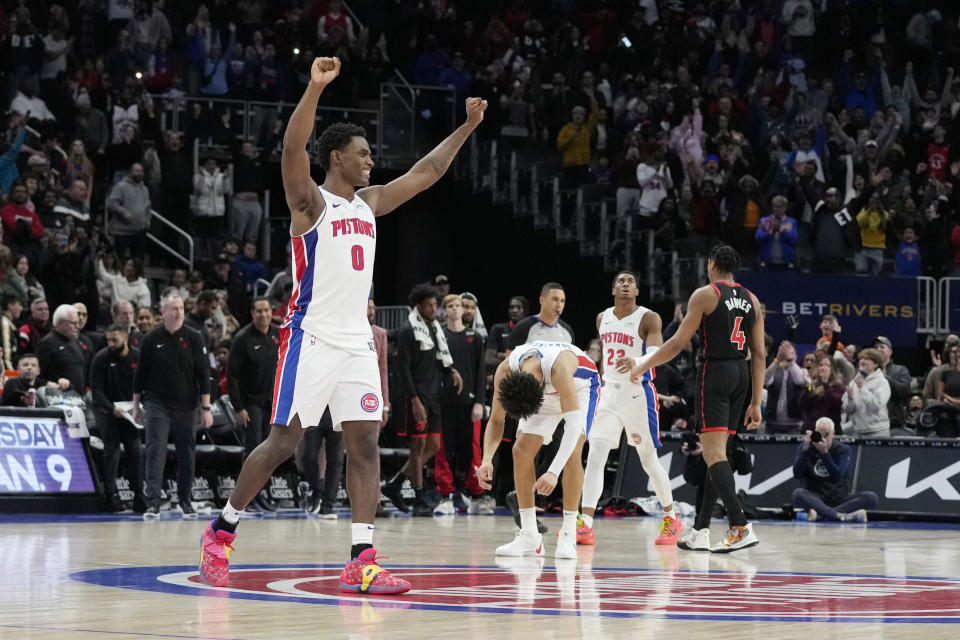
[478,341,600,559]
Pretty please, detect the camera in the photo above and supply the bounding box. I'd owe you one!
[810,431,823,443]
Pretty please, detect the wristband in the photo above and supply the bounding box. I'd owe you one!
[548,410,583,476]
[202,406,211,411]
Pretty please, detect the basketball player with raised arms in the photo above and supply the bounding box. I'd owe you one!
[198,57,487,592]
[579,270,682,547]
[477,341,600,559]
[631,244,764,552]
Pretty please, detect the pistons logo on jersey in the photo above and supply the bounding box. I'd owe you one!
[361,393,379,413]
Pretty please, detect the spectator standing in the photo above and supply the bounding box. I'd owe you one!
[872,337,911,428]
[435,295,486,514]
[1,181,45,267]
[106,163,152,260]
[895,227,922,277]
[557,99,599,188]
[636,149,674,222]
[232,242,270,295]
[96,257,151,309]
[841,348,891,438]
[227,297,280,466]
[158,132,192,233]
[90,325,144,512]
[791,417,877,522]
[191,158,232,259]
[799,354,847,433]
[763,341,806,433]
[755,195,799,269]
[0,125,27,197]
[18,298,51,353]
[923,337,960,404]
[231,141,267,244]
[383,283,463,516]
[134,292,213,519]
[1,296,23,370]
[53,180,92,231]
[35,304,86,393]
[811,187,858,273]
[201,23,237,96]
[854,194,889,276]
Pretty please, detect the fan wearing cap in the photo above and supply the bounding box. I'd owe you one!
[872,337,912,428]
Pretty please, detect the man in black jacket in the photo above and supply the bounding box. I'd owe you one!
[133,292,213,519]
[90,325,144,512]
[35,304,85,393]
[434,294,486,514]
[811,186,866,273]
[227,297,279,511]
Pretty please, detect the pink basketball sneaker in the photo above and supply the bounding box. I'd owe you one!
[339,549,412,595]
[199,520,237,587]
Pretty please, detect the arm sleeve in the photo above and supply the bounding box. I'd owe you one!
[547,410,583,476]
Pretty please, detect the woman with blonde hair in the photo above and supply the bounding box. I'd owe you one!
[63,139,95,203]
[799,353,846,434]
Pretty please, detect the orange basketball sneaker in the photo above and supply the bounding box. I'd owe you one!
[576,515,595,545]
[339,548,412,595]
[199,520,237,587]
[655,514,683,545]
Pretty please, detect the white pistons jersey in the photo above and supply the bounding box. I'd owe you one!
[598,306,653,383]
[282,186,376,352]
[508,341,597,394]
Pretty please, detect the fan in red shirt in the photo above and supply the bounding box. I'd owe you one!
[0,181,44,248]
[926,125,951,181]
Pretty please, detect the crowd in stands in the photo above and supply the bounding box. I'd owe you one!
[3,2,960,513]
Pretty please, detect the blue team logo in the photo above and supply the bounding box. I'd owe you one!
[361,393,380,413]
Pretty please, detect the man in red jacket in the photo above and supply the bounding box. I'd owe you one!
[1,181,44,253]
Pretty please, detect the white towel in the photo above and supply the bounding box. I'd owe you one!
[408,308,453,368]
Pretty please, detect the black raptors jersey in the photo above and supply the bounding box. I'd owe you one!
[700,282,755,361]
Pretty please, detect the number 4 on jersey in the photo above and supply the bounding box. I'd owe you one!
[730,316,746,350]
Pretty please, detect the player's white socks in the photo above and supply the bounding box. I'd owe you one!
[663,506,676,520]
[519,508,538,536]
[561,510,578,535]
[351,522,374,546]
[221,500,242,525]
[581,514,594,529]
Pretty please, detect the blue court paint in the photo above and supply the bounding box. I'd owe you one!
[68,564,960,624]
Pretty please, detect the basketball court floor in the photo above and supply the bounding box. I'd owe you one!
[2,510,959,639]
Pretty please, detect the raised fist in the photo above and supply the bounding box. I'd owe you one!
[465,97,488,125]
[311,57,341,88]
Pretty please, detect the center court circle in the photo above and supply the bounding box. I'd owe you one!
[69,564,960,623]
